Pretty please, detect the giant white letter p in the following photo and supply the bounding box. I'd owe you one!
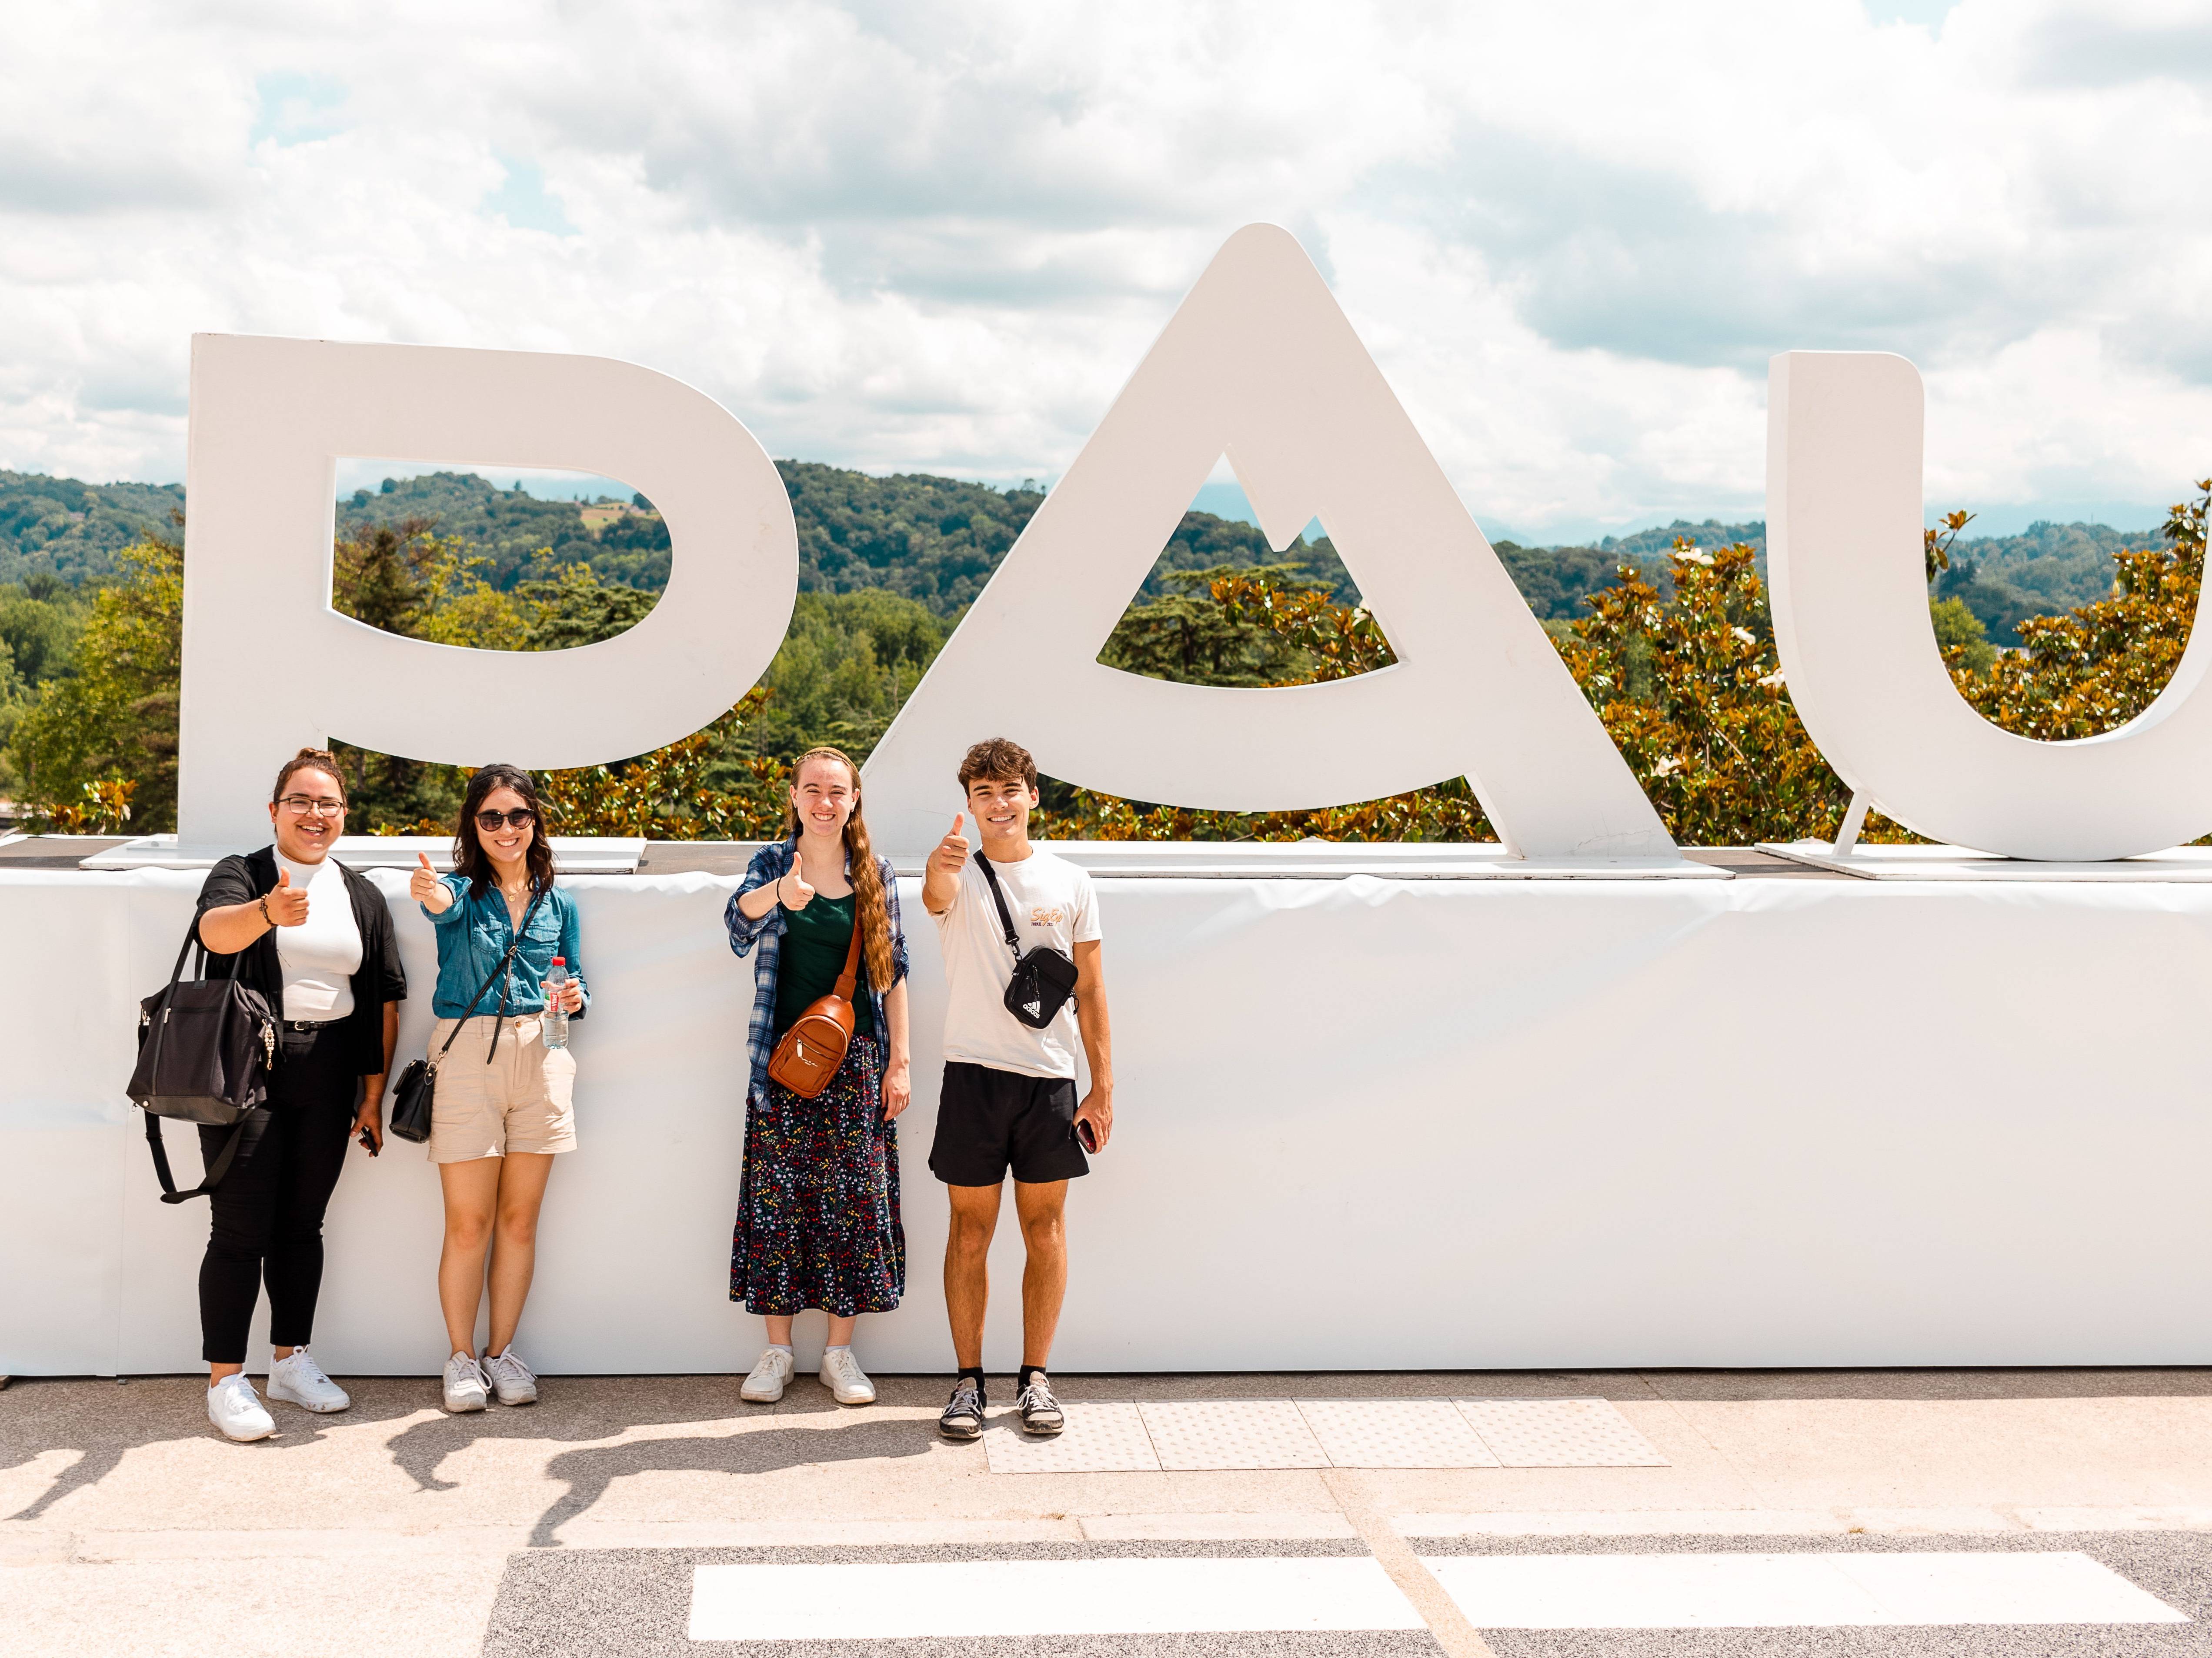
[176,335,797,848]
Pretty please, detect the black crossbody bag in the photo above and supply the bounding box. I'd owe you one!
[388,888,547,1144]
[974,852,1079,1030]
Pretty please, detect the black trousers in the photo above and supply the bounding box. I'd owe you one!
[197,1024,358,1364]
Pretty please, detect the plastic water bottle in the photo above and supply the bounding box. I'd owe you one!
[543,957,569,1050]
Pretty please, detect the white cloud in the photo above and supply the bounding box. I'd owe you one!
[1,0,2209,537]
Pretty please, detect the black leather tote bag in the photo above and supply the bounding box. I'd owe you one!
[129,917,278,1202]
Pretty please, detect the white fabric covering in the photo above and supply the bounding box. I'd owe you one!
[8,864,2212,1377]
[272,851,360,1021]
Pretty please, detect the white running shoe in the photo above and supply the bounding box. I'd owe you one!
[740,1346,796,1403]
[819,1347,876,1406]
[267,1347,350,1414]
[484,1345,538,1406]
[442,1351,490,1413]
[207,1374,276,1442]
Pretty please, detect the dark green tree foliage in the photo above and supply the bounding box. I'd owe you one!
[777,461,1043,612]
[0,575,94,798]
[715,590,948,777]
[1098,565,1318,685]
[515,567,658,651]
[0,472,188,585]
[1493,541,1667,619]
[777,461,1357,614]
[330,517,438,636]
[1928,596,1996,674]
[8,532,183,827]
[1518,514,2162,647]
[585,504,673,589]
[1932,556,2043,648]
[0,575,88,685]
[1947,519,2159,615]
[1596,518,1768,560]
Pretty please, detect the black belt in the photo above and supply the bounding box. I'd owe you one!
[282,1018,339,1032]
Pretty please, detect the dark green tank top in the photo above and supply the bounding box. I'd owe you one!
[773,892,874,1039]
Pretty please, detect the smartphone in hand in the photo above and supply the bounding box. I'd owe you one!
[1075,1118,1099,1154]
[357,1128,380,1157]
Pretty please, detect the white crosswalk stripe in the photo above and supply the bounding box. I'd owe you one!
[1419,1549,2189,1629]
[686,1557,1426,1640]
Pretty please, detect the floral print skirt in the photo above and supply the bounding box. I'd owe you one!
[731,1034,905,1317]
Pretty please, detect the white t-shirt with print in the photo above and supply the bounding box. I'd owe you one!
[933,845,1101,1080]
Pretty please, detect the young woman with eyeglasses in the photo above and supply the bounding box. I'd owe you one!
[189,748,407,1442]
[408,764,587,1413]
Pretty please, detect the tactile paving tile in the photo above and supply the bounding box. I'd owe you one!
[982,1402,1161,1473]
[1138,1400,1331,1470]
[1454,1398,1669,1467]
[1296,1398,1502,1468]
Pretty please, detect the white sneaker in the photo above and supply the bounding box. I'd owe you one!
[819,1346,876,1406]
[740,1346,796,1403]
[207,1374,276,1442]
[267,1347,350,1414]
[484,1345,538,1406]
[442,1351,489,1413]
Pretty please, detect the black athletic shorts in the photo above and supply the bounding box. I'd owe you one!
[929,1061,1090,1187]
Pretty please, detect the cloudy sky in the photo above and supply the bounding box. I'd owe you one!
[3,0,2209,540]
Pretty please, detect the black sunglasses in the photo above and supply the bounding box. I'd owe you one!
[475,808,537,831]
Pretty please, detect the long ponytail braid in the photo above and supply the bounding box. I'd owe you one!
[783,746,895,993]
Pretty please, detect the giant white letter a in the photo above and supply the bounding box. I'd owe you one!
[863,224,1672,859]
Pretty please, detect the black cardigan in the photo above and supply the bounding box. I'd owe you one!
[194,847,407,1077]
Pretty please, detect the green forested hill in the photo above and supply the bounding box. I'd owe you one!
[0,460,1346,614]
[1501,515,2167,645]
[337,471,659,585]
[0,461,2171,646]
[0,472,186,584]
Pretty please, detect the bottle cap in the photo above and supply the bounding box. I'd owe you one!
[551,956,565,964]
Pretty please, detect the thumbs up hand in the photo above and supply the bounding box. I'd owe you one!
[264,865,310,927]
[411,851,452,914]
[779,858,816,912]
[928,813,970,880]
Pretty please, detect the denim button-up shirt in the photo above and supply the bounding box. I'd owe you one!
[725,840,908,1105]
[423,875,588,1021]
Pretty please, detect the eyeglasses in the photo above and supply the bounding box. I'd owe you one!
[475,808,537,831]
[277,795,347,818]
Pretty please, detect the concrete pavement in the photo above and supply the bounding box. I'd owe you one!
[7,1367,2212,1655]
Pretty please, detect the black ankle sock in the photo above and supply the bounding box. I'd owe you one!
[1018,1364,1045,1391]
[957,1365,985,1394]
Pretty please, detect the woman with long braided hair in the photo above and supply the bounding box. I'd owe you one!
[724,747,911,1405]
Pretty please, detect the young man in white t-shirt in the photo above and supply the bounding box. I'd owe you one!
[922,737,1114,1441]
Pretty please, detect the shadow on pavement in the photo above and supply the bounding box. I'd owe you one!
[529,1416,938,1547]
[383,1374,764,1495]
[1,1376,434,1522]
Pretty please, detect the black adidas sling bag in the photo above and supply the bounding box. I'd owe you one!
[973,852,1079,1031]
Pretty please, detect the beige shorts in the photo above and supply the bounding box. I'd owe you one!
[426,1015,577,1163]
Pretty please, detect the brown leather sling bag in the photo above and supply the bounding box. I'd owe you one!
[765,911,863,1098]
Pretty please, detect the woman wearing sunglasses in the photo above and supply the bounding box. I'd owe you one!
[409,764,587,1413]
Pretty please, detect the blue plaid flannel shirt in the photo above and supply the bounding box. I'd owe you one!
[724,838,909,1105]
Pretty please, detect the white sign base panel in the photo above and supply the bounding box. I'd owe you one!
[7,868,2208,1377]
